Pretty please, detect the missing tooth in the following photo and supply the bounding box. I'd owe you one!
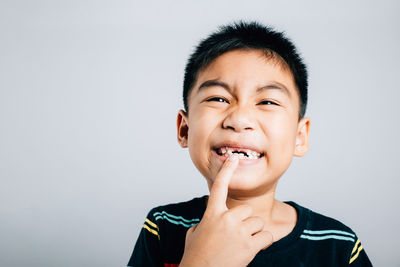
[233,151,248,157]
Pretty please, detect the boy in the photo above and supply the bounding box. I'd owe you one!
[128,21,372,266]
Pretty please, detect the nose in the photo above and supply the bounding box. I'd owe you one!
[222,106,255,132]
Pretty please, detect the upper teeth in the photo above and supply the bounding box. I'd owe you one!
[218,147,261,160]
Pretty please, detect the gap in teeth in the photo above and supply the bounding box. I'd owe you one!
[218,147,260,159]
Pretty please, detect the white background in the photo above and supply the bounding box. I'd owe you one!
[0,0,399,266]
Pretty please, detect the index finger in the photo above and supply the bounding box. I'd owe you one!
[206,154,239,214]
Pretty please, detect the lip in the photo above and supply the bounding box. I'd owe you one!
[212,142,264,155]
[211,141,264,165]
[212,149,262,165]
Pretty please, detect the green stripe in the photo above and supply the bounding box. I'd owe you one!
[300,234,355,242]
[154,215,199,228]
[303,229,355,237]
[153,211,200,223]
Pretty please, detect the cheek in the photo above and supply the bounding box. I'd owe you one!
[187,115,213,164]
[188,111,219,143]
[187,112,223,180]
[265,117,298,154]
[188,117,210,147]
[187,125,204,162]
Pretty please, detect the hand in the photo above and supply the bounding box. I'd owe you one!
[179,155,273,267]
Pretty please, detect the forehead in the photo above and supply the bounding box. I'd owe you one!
[191,49,298,99]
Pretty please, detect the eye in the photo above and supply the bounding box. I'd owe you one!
[206,97,229,104]
[258,100,279,106]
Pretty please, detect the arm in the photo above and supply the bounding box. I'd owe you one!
[127,210,163,267]
[348,238,373,266]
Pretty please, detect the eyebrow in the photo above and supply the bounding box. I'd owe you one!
[197,79,291,97]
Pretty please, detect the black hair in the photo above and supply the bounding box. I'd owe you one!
[183,21,308,119]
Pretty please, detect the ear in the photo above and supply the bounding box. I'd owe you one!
[177,109,189,148]
[294,117,310,157]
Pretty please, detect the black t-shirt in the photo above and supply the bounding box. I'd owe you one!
[127,196,372,266]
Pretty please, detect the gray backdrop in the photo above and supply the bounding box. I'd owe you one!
[1,0,399,266]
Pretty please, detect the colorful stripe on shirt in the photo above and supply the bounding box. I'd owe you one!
[142,218,160,239]
[349,239,364,264]
[300,229,356,242]
[153,211,200,228]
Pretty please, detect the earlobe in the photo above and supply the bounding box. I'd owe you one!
[177,109,189,148]
[294,117,310,157]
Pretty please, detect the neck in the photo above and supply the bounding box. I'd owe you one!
[226,190,277,223]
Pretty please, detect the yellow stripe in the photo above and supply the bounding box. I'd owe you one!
[142,224,160,238]
[145,218,159,230]
[351,239,361,254]
[349,245,363,264]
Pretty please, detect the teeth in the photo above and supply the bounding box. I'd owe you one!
[248,153,256,160]
[218,146,261,159]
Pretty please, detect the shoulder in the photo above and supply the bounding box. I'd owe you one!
[129,197,207,266]
[288,202,372,265]
[294,202,356,236]
[144,195,207,235]
[139,196,208,264]
[150,195,207,215]
[289,201,357,242]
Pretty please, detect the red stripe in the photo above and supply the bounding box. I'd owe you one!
[164,264,179,267]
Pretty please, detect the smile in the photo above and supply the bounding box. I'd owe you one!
[213,146,264,160]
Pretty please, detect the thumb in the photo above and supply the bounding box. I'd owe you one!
[256,231,274,250]
[185,224,199,247]
[185,223,198,238]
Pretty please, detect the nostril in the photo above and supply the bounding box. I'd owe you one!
[222,124,235,131]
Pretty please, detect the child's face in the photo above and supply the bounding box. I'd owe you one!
[177,50,310,196]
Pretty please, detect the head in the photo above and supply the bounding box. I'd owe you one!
[177,21,311,197]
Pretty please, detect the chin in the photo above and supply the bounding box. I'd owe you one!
[229,172,278,193]
[228,174,264,190]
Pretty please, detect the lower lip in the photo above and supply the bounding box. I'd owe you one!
[212,150,262,166]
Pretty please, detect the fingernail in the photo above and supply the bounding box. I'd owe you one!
[228,154,239,162]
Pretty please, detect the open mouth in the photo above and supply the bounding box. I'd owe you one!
[213,146,264,160]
